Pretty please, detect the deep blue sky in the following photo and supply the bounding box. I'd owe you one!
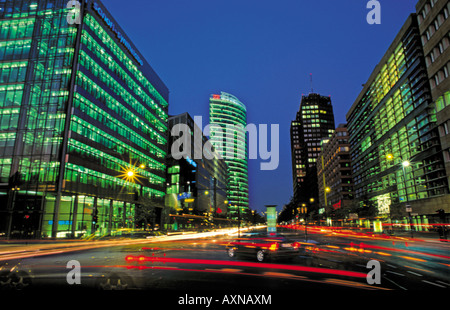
[103,0,417,214]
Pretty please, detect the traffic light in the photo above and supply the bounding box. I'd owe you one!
[92,208,98,224]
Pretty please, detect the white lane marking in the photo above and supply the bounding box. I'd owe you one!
[436,280,450,286]
[406,270,423,277]
[384,276,407,290]
[422,280,446,288]
[386,270,405,277]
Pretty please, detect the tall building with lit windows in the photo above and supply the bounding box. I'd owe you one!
[346,14,449,222]
[209,92,248,219]
[416,0,450,191]
[166,112,228,231]
[290,93,335,207]
[316,123,354,214]
[0,0,169,238]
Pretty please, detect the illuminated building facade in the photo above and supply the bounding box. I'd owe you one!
[0,0,169,238]
[209,92,248,219]
[316,124,354,216]
[416,0,450,192]
[290,93,335,207]
[346,14,449,220]
[166,112,228,230]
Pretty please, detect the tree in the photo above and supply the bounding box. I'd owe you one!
[277,197,297,223]
[134,196,165,231]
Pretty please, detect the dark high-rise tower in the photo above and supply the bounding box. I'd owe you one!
[290,93,335,206]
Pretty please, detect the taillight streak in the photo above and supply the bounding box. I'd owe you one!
[124,255,366,278]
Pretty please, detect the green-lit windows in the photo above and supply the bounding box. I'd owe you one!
[76,71,167,134]
[0,18,34,40]
[73,93,166,147]
[361,136,372,153]
[0,61,27,83]
[168,166,180,174]
[0,108,19,131]
[83,14,168,110]
[0,40,31,61]
[0,84,23,107]
[167,165,180,195]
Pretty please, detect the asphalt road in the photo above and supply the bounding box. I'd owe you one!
[0,227,448,297]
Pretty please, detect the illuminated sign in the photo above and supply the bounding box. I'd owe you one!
[177,192,192,200]
[93,2,144,66]
[186,156,197,167]
[266,205,277,234]
[332,200,341,210]
[48,220,72,225]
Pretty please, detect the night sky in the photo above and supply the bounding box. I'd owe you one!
[102,0,417,214]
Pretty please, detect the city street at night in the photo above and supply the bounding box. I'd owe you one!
[0,0,449,306]
[1,227,448,295]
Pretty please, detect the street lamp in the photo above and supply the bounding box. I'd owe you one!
[387,153,414,236]
[401,159,414,238]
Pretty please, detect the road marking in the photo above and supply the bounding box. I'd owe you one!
[406,270,423,277]
[383,277,407,290]
[436,280,450,286]
[422,280,446,288]
[386,270,405,277]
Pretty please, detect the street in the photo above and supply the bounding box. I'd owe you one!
[0,227,448,295]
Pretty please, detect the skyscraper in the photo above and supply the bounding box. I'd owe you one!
[166,112,228,230]
[416,0,450,190]
[209,92,248,219]
[346,14,449,221]
[290,93,335,206]
[0,0,169,238]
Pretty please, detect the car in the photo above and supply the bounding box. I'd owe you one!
[225,231,301,262]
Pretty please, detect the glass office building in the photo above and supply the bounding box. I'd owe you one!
[209,92,248,219]
[346,14,449,220]
[166,112,229,230]
[0,0,169,238]
[290,93,335,206]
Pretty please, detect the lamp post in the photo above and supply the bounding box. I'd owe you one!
[302,203,308,241]
[237,205,240,238]
[387,153,413,238]
[402,160,414,238]
[324,186,331,226]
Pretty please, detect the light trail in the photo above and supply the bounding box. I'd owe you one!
[124,255,368,279]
